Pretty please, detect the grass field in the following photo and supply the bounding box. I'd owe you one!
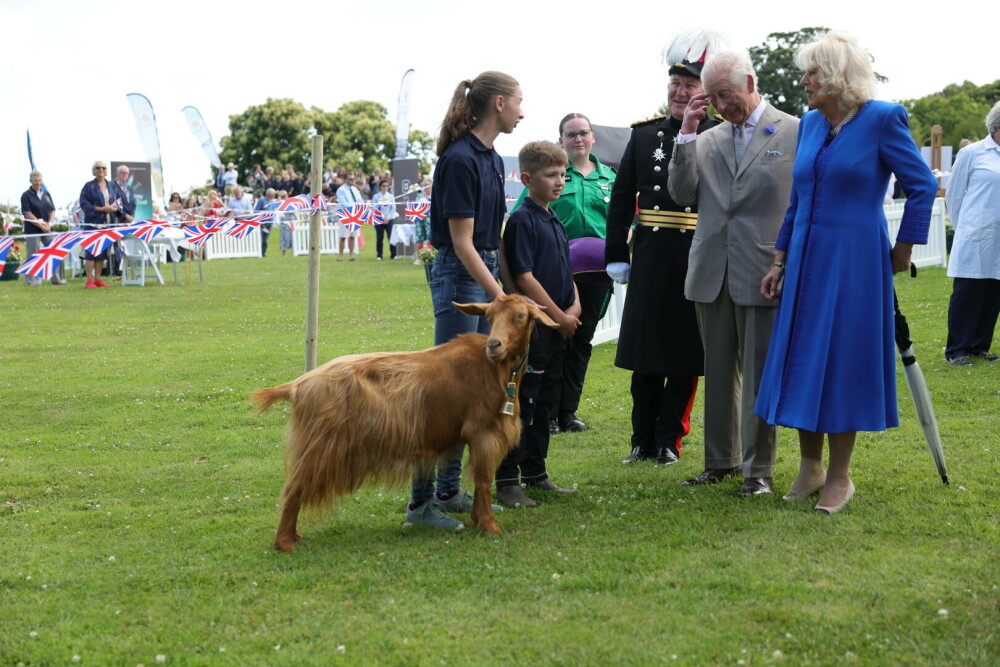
[1,239,997,665]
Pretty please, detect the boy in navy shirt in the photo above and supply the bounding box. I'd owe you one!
[496,141,582,508]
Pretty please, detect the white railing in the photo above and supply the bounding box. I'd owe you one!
[204,230,262,259]
[592,197,948,346]
[292,223,341,256]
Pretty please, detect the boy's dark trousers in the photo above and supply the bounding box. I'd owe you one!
[496,326,567,486]
[558,281,612,420]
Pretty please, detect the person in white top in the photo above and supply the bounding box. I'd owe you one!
[335,173,363,261]
[943,100,1000,366]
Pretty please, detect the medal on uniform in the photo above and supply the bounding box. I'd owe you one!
[652,129,667,162]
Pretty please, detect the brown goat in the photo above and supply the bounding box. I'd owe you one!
[252,294,559,552]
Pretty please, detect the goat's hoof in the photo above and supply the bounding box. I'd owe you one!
[274,536,298,553]
[478,522,502,536]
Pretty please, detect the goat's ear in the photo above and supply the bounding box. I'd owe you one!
[453,301,489,317]
[528,303,560,329]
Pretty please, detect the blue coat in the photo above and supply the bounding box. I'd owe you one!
[79,179,126,228]
[754,101,938,432]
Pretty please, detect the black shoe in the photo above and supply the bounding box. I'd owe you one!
[740,477,774,497]
[525,478,578,493]
[973,351,1000,362]
[549,419,561,435]
[946,355,973,366]
[560,414,588,433]
[655,447,679,466]
[682,467,741,486]
[623,446,654,464]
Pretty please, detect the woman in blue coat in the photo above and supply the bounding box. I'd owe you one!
[755,32,938,514]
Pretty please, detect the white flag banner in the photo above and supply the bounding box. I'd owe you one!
[394,69,414,159]
[126,93,165,202]
[181,105,223,170]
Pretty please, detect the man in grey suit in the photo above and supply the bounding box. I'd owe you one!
[667,51,798,497]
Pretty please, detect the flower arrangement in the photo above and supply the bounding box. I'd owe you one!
[7,240,24,262]
[416,243,437,264]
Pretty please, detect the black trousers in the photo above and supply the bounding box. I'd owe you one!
[375,222,396,259]
[630,372,698,458]
[558,281,612,420]
[496,327,566,486]
[946,277,1000,358]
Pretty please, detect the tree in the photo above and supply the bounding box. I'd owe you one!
[315,100,396,174]
[748,27,887,117]
[407,128,436,177]
[902,81,995,151]
[219,98,315,181]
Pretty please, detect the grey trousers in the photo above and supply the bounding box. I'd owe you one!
[694,280,777,478]
[25,234,65,285]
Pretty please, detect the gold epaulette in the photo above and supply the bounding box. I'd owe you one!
[630,115,667,129]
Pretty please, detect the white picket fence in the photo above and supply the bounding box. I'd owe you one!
[590,197,948,346]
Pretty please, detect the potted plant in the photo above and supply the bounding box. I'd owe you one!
[416,243,437,282]
[1,240,24,281]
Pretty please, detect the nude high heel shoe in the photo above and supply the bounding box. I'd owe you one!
[814,480,855,515]
[782,472,826,502]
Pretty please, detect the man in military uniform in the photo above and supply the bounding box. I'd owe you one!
[605,29,726,466]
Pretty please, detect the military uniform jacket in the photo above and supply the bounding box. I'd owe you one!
[605,114,717,376]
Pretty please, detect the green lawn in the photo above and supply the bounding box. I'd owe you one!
[1,241,997,665]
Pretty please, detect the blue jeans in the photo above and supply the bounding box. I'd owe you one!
[410,245,499,506]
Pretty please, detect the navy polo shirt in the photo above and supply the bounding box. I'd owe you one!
[20,188,56,234]
[430,132,505,250]
[503,197,575,310]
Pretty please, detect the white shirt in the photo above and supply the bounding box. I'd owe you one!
[336,184,362,205]
[945,134,1000,279]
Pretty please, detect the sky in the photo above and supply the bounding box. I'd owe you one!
[1,0,994,211]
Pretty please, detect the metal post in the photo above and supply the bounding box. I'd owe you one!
[304,134,324,372]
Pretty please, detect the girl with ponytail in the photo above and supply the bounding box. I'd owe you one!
[404,71,523,529]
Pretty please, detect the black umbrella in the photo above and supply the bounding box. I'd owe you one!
[894,267,949,484]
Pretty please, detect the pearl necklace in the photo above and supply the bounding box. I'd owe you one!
[829,107,858,137]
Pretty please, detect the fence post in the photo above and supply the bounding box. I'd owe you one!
[304,135,324,372]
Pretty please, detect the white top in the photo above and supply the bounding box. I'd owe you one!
[946,134,1000,279]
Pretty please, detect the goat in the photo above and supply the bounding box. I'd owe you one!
[252,294,559,552]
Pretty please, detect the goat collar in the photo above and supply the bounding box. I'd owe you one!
[501,344,530,417]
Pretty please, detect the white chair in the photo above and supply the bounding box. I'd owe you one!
[120,235,164,286]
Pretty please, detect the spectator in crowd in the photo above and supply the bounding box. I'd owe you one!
[255,187,276,257]
[20,169,66,285]
[227,185,251,216]
[251,164,266,198]
[413,177,433,257]
[372,177,398,260]
[290,169,304,196]
[114,165,136,224]
[79,161,125,288]
[367,168,382,198]
[943,101,1000,366]
[203,189,225,218]
[214,165,226,194]
[755,31,937,514]
[404,70,522,529]
[167,192,184,213]
[276,189,295,256]
[335,172,364,261]
[264,166,276,190]
[223,163,239,196]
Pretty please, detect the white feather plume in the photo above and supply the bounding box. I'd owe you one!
[661,28,731,67]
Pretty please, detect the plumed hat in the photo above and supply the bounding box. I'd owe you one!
[662,28,730,79]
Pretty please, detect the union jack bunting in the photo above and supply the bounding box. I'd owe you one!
[205,217,233,231]
[336,204,369,232]
[0,237,15,270]
[182,224,222,246]
[404,202,430,222]
[15,232,84,280]
[123,221,173,243]
[505,194,515,204]
[371,207,384,225]
[226,218,261,239]
[313,193,328,212]
[278,194,312,211]
[78,228,125,255]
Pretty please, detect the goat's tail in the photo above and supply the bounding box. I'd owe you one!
[250,383,295,414]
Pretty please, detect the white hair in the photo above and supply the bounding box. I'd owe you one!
[795,31,876,109]
[986,101,1000,133]
[702,51,757,91]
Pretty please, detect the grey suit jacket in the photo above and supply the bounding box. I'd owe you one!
[668,103,798,307]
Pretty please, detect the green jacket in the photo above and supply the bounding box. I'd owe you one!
[513,155,617,240]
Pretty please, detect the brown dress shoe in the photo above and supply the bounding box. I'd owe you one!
[497,485,538,508]
[739,477,773,497]
[526,478,577,493]
[682,467,740,486]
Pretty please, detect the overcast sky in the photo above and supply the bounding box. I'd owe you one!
[2,0,994,210]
